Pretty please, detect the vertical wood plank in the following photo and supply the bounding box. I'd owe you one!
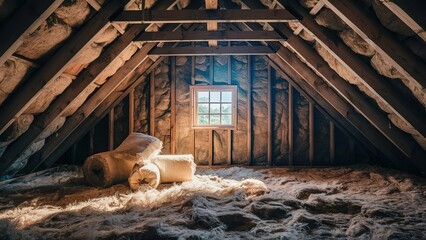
[170,56,176,154]
[227,55,232,165]
[191,55,196,158]
[267,61,272,166]
[128,89,134,133]
[209,130,213,166]
[247,55,253,165]
[288,84,293,166]
[209,56,214,165]
[149,71,155,136]
[108,109,114,150]
[309,102,314,165]
[330,121,335,164]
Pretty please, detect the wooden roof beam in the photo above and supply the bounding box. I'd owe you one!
[273,47,422,172]
[112,9,299,23]
[0,0,129,135]
[23,57,165,173]
[0,0,64,66]
[0,42,155,176]
[23,24,203,173]
[0,0,184,176]
[135,30,284,42]
[148,46,275,56]
[322,0,426,90]
[281,0,426,138]
[239,0,425,170]
[268,56,381,160]
[379,0,426,42]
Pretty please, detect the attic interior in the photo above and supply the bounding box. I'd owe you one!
[0,0,425,238]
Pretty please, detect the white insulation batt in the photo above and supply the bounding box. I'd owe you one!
[0,165,425,239]
[83,133,162,187]
[129,154,196,190]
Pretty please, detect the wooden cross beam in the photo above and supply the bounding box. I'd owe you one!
[282,0,426,139]
[322,0,426,90]
[135,30,284,42]
[0,0,64,66]
[0,0,129,136]
[148,46,275,56]
[112,9,298,23]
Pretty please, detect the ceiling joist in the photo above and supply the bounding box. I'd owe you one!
[135,30,284,42]
[148,46,275,56]
[113,9,298,24]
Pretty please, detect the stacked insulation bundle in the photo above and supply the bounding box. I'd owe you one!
[82,133,196,189]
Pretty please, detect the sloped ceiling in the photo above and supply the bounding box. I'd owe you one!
[0,0,424,179]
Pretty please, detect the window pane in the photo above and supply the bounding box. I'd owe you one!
[210,92,220,102]
[222,115,232,125]
[198,115,209,125]
[210,115,220,124]
[198,92,209,102]
[210,104,220,114]
[221,91,232,102]
[221,104,232,114]
[198,104,209,114]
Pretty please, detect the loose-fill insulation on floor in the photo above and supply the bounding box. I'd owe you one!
[0,165,425,239]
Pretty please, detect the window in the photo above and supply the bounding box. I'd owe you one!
[191,85,237,129]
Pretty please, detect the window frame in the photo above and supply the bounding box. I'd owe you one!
[190,85,237,130]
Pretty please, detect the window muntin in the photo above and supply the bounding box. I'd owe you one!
[191,85,237,129]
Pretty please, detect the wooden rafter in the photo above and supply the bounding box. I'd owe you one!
[283,35,419,158]
[322,0,426,90]
[0,0,184,176]
[379,0,426,41]
[0,42,155,176]
[273,47,419,171]
[283,0,426,138]
[268,56,380,160]
[23,57,165,173]
[149,46,275,56]
[239,0,425,171]
[113,9,298,23]
[0,0,128,136]
[135,30,284,42]
[26,23,202,171]
[30,44,155,171]
[0,0,64,66]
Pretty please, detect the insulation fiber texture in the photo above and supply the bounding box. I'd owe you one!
[128,162,161,191]
[152,154,196,183]
[1,165,425,239]
[83,133,162,187]
[129,155,196,190]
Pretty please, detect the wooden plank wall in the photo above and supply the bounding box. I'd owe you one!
[65,55,360,167]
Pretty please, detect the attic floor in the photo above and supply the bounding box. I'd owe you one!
[0,165,425,239]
